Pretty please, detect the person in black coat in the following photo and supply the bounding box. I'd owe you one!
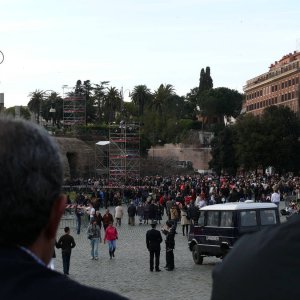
[56,226,76,275]
[146,220,163,272]
[128,202,137,226]
[0,117,126,300]
[161,220,176,271]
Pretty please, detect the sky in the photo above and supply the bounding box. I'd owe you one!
[0,0,300,108]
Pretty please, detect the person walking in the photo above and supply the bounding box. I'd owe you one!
[146,221,163,272]
[102,209,114,231]
[104,222,118,259]
[87,219,101,260]
[162,221,176,271]
[137,202,144,225]
[56,227,76,275]
[180,203,190,236]
[128,201,137,226]
[75,204,84,234]
[114,203,124,226]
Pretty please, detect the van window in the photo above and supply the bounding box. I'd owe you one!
[198,211,205,226]
[260,209,276,225]
[240,210,257,226]
[207,211,219,227]
[220,211,233,227]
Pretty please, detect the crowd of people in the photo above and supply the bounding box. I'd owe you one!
[2,116,300,299]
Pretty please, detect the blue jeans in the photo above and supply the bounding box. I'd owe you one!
[62,252,71,274]
[108,240,116,252]
[90,238,100,258]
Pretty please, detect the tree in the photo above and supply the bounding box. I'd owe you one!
[28,89,44,123]
[93,81,109,123]
[74,79,97,124]
[4,106,31,120]
[103,87,121,123]
[261,106,300,174]
[40,92,63,127]
[199,66,213,93]
[131,85,152,117]
[234,113,267,172]
[151,84,175,116]
[185,87,199,119]
[198,87,244,126]
[209,126,238,175]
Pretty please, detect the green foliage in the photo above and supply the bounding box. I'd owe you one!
[199,67,213,93]
[27,89,44,123]
[210,106,300,175]
[4,106,31,120]
[209,126,238,175]
[198,87,244,126]
[131,85,152,117]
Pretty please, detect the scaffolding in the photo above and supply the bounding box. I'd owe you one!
[63,95,86,126]
[108,122,140,186]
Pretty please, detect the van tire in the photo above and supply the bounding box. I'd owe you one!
[192,245,203,265]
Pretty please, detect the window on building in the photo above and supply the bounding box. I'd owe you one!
[281,82,284,89]
[260,90,262,96]
[292,78,295,85]
[281,95,284,102]
[285,81,288,88]
[275,85,277,91]
[285,94,288,101]
[288,80,291,86]
[288,93,291,100]
[271,86,274,92]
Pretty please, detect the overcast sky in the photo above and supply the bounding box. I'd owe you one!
[0,0,299,108]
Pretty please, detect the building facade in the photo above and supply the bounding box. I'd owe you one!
[244,51,300,116]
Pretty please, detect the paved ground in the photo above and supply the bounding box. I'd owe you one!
[55,207,218,300]
[55,202,287,300]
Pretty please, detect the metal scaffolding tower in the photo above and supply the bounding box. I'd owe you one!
[108,122,140,186]
[63,95,86,126]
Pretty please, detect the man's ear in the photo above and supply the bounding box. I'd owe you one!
[45,194,66,239]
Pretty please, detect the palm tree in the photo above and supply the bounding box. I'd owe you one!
[151,84,175,116]
[131,85,152,117]
[103,87,121,123]
[28,89,44,124]
[93,81,109,123]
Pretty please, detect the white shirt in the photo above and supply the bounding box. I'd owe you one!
[271,192,280,203]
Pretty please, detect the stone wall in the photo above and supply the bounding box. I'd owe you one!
[148,143,212,171]
[55,137,94,179]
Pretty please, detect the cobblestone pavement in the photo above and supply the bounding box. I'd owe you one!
[55,207,217,300]
[55,202,286,300]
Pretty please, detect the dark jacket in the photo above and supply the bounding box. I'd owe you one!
[0,247,127,300]
[165,229,175,250]
[211,214,300,300]
[56,234,76,254]
[146,228,163,251]
[127,204,137,217]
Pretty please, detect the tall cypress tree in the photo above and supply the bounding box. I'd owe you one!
[199,66,213,93]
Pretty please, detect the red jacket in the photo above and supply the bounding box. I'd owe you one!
[104,225,118,241]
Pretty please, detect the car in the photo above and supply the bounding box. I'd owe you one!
[188,201,280,264]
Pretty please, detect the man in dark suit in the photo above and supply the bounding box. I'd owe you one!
[0,117,126,300]
[146,220,163,272]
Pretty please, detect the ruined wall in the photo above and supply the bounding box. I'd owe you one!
[148,143,212,171]
[55,137,94,179]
